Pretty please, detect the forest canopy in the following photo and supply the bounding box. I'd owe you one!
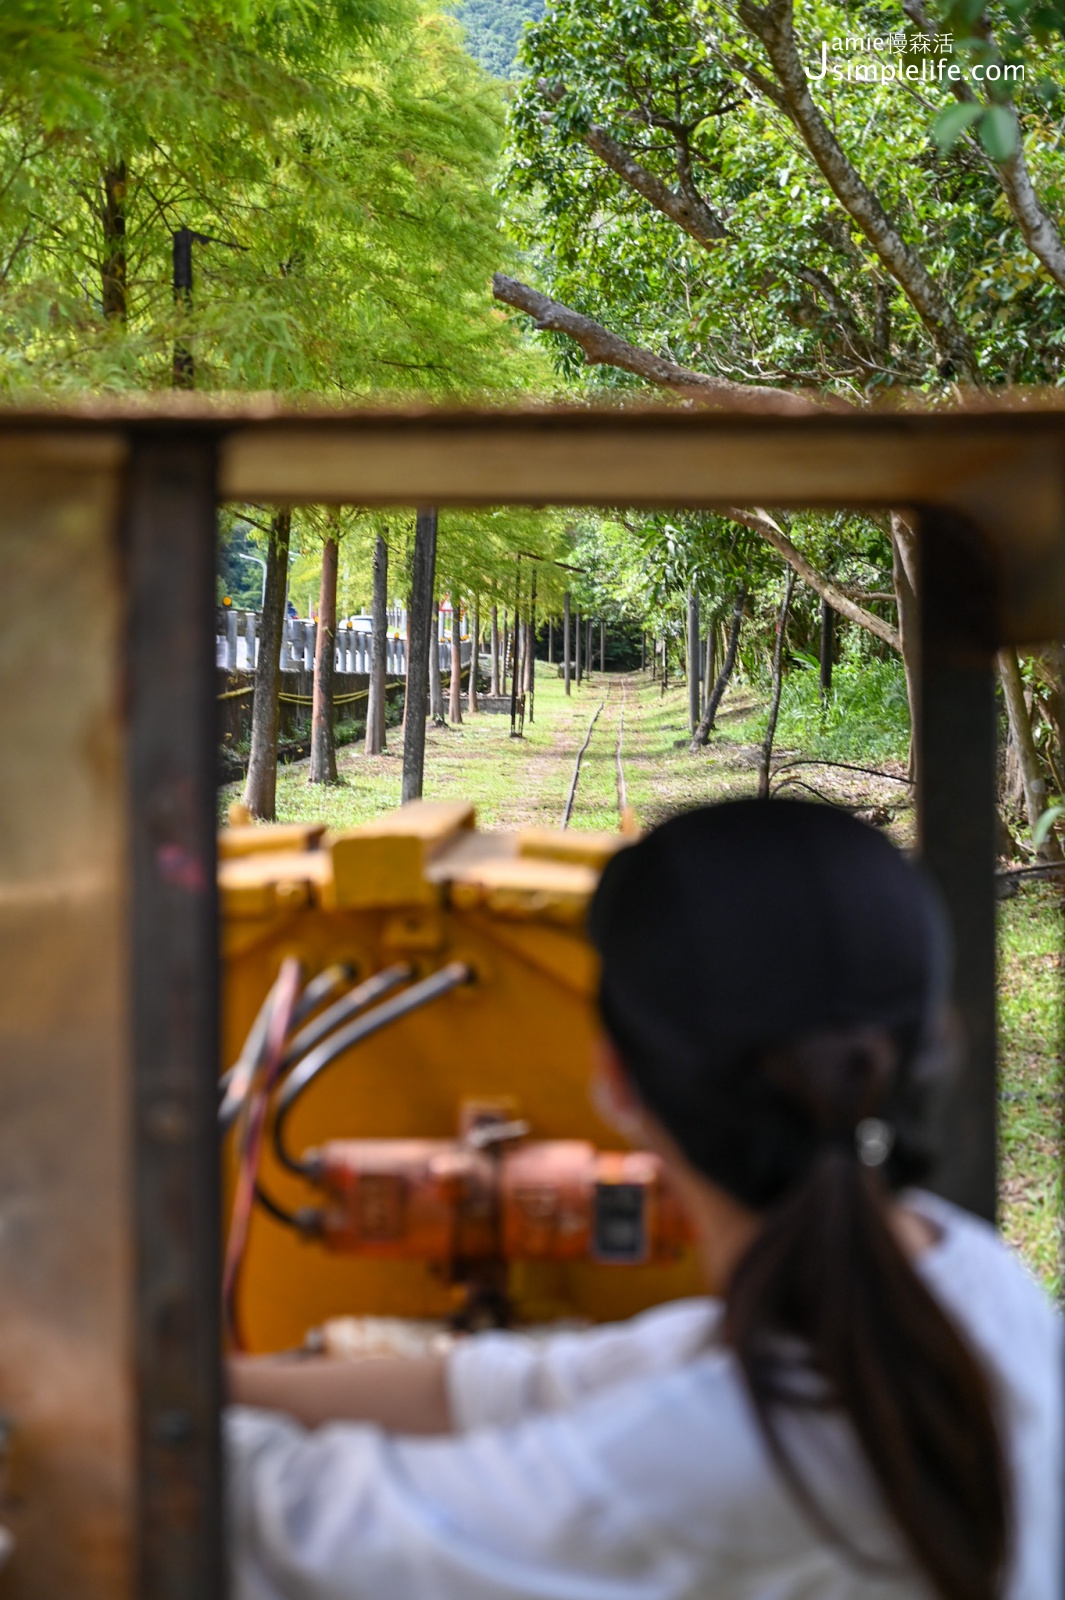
[5,0,1065,853]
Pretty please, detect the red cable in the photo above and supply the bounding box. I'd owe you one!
[223,956,302,1350]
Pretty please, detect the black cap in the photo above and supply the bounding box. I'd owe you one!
[591,798,950,1061]
[588,801,951,1201]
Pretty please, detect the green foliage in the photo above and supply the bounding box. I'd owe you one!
[736,645,911,765]
[278,501,568,625]
[218,517,268,608]
[0,0,525,397]
[997,879,1064,1294]
[503,0,1065,394]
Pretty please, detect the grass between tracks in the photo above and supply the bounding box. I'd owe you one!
[219,666,1062,1294]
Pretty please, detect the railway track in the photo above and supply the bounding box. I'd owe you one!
[562,677,633,829]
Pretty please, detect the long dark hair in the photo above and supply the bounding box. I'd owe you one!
[723,1026,1010,1600]
[589,801,1011,1600]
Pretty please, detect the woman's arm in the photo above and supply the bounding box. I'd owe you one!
[227,1352,453,1435]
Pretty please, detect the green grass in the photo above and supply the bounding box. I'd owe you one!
[218,666,763,833]
[720,651,910,768]
[220,668,1062,1294]
[998,879,1064,1296]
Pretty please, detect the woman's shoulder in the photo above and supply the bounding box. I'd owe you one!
[906,1190,1059,1311]
[904,1189,1062,1394]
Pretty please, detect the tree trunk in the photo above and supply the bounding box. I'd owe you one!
[890,511,920,779]
[242,510,291,819]
[691,587,746,750]
[999,647,1062,860]
[449,596,463,724]
[490,605,500,697]
[309,529,338,784]
[468,601,479,714]
[687,587,701,735]
[758,568,797,799]
[600,617,606,672]
[576,611,582,685]
[101,161,127,322]
[585,616,593,679]
[509,583,521,734]
[1033,644,1065,795]
[548,618,554,665]
[429,605,444,723]
[703,628,715,705]
[819,599,834,700]
[563,592,572,695]
[365,532,388,755]
[401,509,437,802]
[642,632,647,672]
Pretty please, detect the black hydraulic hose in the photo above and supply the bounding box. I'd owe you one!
[253,1181,303,1229]
[293,963,356,1025]
[218,962,353,1128]
[281,963,413,1072]
[272,960,474,1176]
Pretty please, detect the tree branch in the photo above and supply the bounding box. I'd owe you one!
[725,505,901,650]
[491,277,896,644]
[492,273,821,412]
[903,0,1065,295]
[538,80,729,248]
[734,0,978,381]
[793,264,881,369]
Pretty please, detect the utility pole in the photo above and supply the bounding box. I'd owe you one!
[687,587,701,736]
[528,570,537,724]
[172,226,245,388]
[563,591,572,696]
[509,559,522,737]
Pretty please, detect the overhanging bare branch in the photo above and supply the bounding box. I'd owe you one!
[492,273,820,414]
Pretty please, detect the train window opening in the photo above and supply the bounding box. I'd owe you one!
[0,404,1061,1598]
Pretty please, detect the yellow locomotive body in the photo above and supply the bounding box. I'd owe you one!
[220,801,704,1352]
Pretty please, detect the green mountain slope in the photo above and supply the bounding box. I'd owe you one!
[454,0,543,77]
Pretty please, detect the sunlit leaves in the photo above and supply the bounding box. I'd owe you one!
[0,0,527,399]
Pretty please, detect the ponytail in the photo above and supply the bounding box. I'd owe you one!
[588,798,1012,1600]
[723,1030,1011,1600]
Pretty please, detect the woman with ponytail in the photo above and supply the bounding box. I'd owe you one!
[228,801,1061,1600]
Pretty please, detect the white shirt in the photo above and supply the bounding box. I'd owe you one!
[227,1192,1062,1599]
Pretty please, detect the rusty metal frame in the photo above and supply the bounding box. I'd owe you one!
[2,399,1063,1595]
[125,432,223,1600]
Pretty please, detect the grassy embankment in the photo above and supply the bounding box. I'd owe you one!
[220,666,1062,1294]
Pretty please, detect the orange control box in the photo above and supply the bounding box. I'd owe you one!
[308,1138,691,1267]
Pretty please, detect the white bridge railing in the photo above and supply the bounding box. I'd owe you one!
[217,611,472,677]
